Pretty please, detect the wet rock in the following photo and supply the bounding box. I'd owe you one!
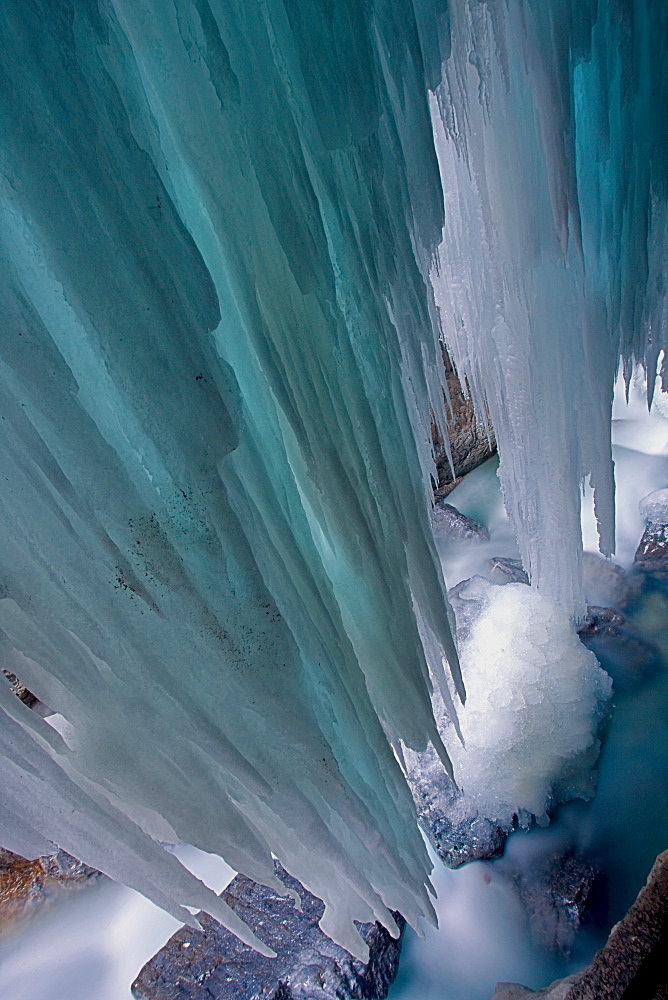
[431,501,490,542]
[487,558,529,586]
[577,606,660,692]
[490,849,668,1000]
[511,851,598,957]
[634,522,668,584]
[404,739,508,868]
[132,864,404,1000]
[432,347,496,498]
[633,489,668,586]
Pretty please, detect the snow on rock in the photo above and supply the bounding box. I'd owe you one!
[132,864,404,1000]
[639,489,668,526]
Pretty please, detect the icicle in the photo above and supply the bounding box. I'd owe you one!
[429,0,667,618]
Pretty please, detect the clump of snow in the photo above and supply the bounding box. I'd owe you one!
[639,489,668,526]
[448,580,612,828]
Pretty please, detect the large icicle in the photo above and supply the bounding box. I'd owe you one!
[430,0,668,617]
[0,0,458,957]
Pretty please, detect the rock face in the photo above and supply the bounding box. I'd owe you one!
[511,852,598,957]
[490,849,668,1000]
[0,847,100,930]
[132,864,404,1000]
[404,738,508,868]
[431,501,490,542]
[432,347,496,497]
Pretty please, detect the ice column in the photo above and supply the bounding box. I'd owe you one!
[430,0,668,617]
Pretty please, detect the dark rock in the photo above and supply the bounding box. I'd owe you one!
[577,607,660,692]
[404,740,508,868]
[1,669,39,710]
[431,500,490,542]
[432,347,496,498]
[131,863,404,1000]
[511,852,598,957]
[634,522,668,584]
[490,849,668,1000]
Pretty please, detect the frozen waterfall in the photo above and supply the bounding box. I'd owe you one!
[0,0,666,958]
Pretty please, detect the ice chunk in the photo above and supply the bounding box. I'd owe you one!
[447,580,612,827]
[639,490,668,527]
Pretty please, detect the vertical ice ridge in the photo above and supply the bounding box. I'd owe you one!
[1,0,664,956]
[430,0,667,617]
[0,0,459,955]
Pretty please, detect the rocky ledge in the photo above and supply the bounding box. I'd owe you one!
[491,848,668,1000]
[132,864,404,1000]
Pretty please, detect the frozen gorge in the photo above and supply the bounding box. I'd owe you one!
[0,0,666,976]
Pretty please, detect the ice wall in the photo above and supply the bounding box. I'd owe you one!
[430,0,668,616]
[0,0,666,957]
[0,0,460,957]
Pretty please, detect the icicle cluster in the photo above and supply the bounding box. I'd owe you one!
[0,0,460,957]
[430,0,668,617]
[0,0,666,956]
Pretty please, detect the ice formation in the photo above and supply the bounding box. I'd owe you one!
[430,0,668,616]
[446,578,612,827]
[0,0,666,957]
[640,489,668,527]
